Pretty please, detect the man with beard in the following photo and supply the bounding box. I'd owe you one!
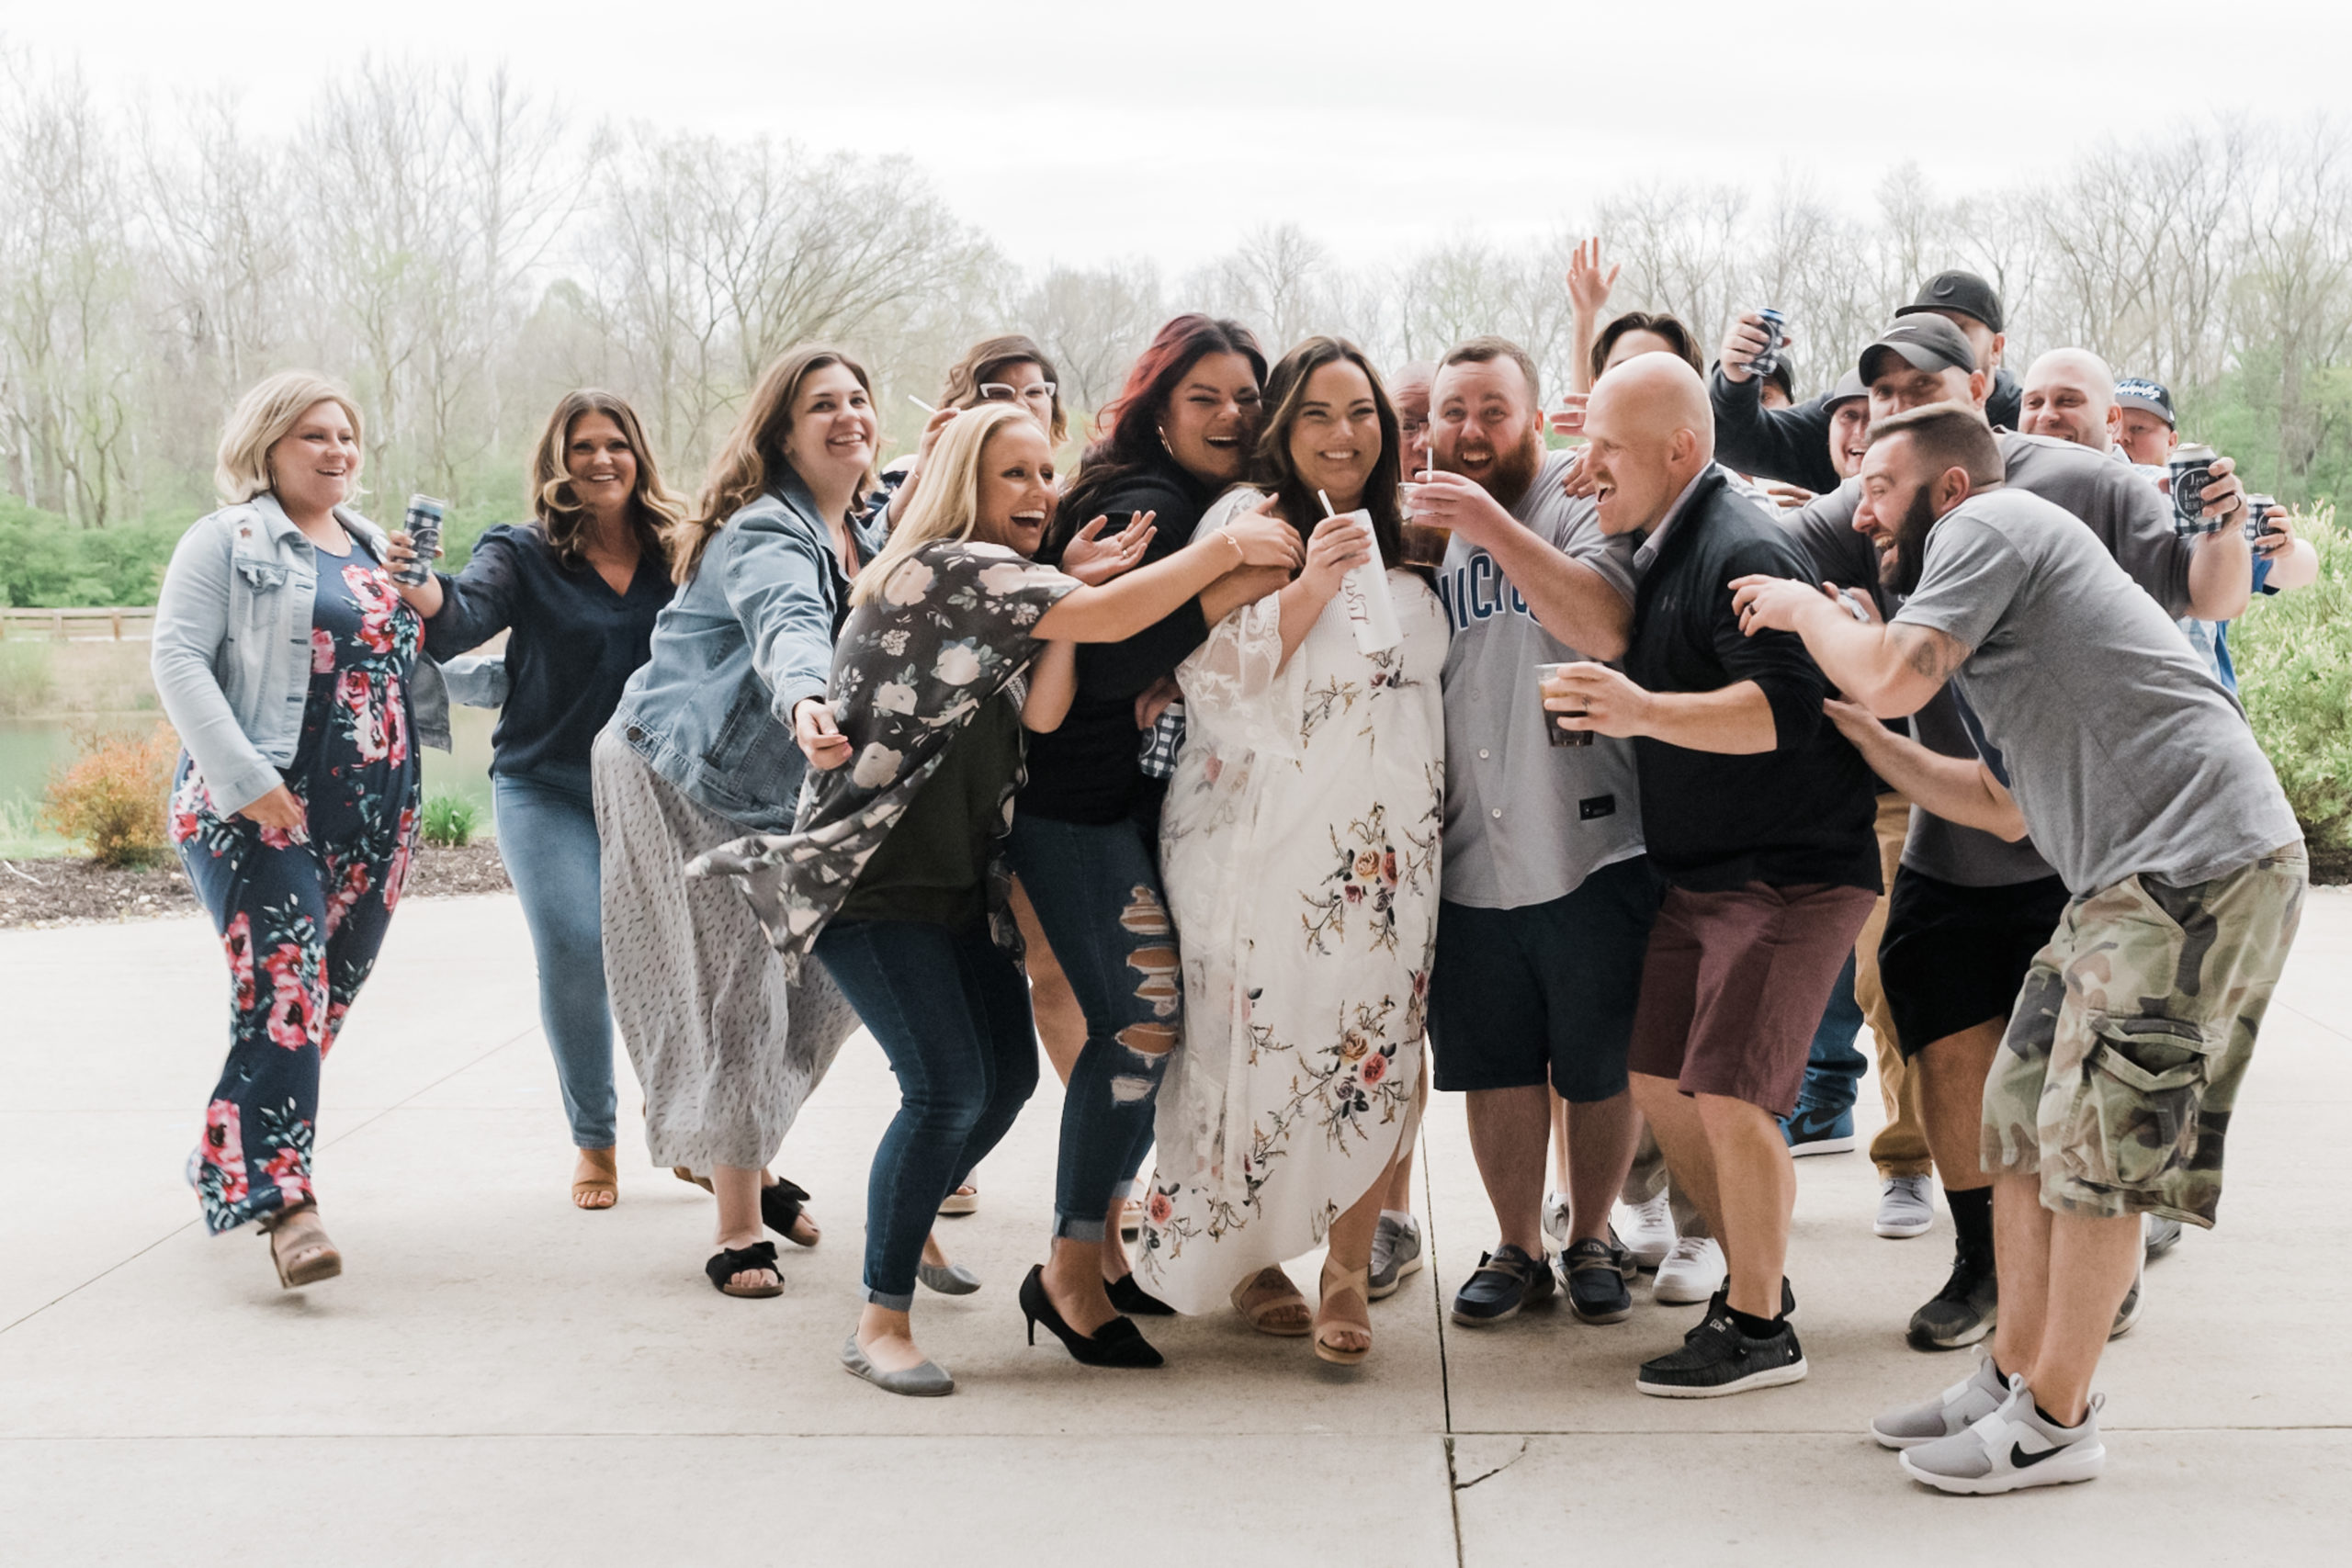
[1732,403,2303,1492]
[1405,336,1661,1329]
[1544,354,1879,1396]
[1770,318,2253,1353]
[1713,270,2023,492]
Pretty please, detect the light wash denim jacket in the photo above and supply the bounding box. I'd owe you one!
[152,492,452,816]
[607,472,888,832]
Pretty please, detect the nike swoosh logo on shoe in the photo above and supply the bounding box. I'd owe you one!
[2009,1441,2065,1468]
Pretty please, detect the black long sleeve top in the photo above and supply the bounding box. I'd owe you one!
[1624,469,1880,893]
[1710,364,2023,491]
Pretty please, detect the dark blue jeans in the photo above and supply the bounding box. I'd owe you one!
[493,772,616,1148]
[1796,951,1867,1117]
[1003,814,1179,1242]
[814,918,1040,1310]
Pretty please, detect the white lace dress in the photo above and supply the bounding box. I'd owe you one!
[1136,489,1447,1313]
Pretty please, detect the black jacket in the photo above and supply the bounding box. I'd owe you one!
[1711,365,2023,492]
[1625,468,1880,893]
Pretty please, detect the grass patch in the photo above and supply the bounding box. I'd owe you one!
[421,793,481,848]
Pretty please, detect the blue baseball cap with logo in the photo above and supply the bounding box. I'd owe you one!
[2114,378,2177,427]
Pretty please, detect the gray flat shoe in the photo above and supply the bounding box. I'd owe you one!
[919,1260,981,1295]
[841,1332,955,1397]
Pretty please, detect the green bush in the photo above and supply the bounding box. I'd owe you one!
[2234,502,2352,850]
[40,722,179,868]
[420,792,481,849]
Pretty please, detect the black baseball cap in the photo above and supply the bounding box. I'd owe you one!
[2114,378,2177,427]
[1761,357,1796,405]
[1825,367,1868,408]
[1859,317,1978,384]
[1894,270,2005,334]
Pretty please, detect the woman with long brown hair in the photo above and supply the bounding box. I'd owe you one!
[587,346,880,1298]
[391,389,683,1211]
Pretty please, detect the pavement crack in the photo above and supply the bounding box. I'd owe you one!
[1450,1436,1530,1493]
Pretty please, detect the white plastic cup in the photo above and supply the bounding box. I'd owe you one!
[1331,509,1400,654]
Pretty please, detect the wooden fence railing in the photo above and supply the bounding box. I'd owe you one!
[0,606,158,641]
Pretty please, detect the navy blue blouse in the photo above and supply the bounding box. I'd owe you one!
[423,523,674,786]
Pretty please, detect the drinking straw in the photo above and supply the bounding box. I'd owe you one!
[908,395,938,413]
[1317,489,1337,517]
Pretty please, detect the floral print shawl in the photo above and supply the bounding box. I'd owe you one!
[686,539,1079,967]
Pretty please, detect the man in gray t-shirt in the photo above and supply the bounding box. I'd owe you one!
[1404,335,1663,1328]
[1735,405,2303,1495]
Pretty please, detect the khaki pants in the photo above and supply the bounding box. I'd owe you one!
[1861,793,1932,1179]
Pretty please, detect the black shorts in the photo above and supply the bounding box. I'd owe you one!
[1427,855,1665,1101]
[1877,866,2070,1059]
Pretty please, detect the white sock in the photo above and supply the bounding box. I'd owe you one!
[1382,1208,1415,1227]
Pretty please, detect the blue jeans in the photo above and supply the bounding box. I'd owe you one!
[814,918,1040,1310]
[493,772,616,1148]
[1796,951,1867,1117]
[1003,814,1179,1242]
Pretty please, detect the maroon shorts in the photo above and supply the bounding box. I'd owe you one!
[1626,882,1879,1116]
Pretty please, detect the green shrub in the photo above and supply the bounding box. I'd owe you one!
[40,722,179,868]
[2235,502,2352,849]
[420,792,481,849]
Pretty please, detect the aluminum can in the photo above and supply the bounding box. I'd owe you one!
[2168,445,2220,536]
[394,494,446,585]
[1138,699,1186,780]
[2244,492,2279,543]
[1749,309,1789,381]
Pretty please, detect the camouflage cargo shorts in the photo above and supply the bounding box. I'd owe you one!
[1982,843,2307,1228]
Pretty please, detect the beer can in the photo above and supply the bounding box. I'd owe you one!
[2168,445,2219,536]
[2244,492,2279,543]
[1138,699,1186,780]
[394,494,446,586]
[1749,309,1789,381]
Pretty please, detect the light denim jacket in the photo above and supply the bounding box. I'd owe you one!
[152,492,451,817]
[607,472,887,832]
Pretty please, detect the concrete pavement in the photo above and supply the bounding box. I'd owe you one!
[3,890,2347,1565]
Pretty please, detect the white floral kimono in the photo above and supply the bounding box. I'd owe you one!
[1137,489,1446,1313]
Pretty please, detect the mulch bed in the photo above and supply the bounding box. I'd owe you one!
[0,843,512,930]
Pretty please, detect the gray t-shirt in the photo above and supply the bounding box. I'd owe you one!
[1787,430,2196,887]
[1434,449,1645,908]
[1892,488,2300,896]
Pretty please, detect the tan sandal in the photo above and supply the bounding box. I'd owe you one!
[571,1147,617,1210]
[1230,1265,1313,1337]
[1313,1258,1372,1366]
[260,1202,342,1290]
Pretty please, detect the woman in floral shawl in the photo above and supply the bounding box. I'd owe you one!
[692,403,1301,1395]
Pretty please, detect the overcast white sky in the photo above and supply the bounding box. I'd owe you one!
[12,1,2350,271]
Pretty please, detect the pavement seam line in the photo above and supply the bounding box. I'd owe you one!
[0,1020,540,1339]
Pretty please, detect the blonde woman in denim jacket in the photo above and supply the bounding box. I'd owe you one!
[153,372,455,1290]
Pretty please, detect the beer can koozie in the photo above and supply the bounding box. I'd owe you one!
[1137,700,1186,780]
[2244,493,2278,543]
[2168,446,2219,536]
[395,494,447,585]
[1750,309,1789,380]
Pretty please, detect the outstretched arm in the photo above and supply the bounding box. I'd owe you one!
[1730,574,1966,718]
[1033,504,1302,643]
[1823,698,2027,840]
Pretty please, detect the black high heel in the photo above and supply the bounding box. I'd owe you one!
[1019,1266,1164,1368]
[1106,1271,1175,1317]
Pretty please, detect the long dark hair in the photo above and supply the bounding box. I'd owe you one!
[673,344,876,584]
[528,389,682,572]
[1252,336,1404,569]
[1053,313,1265,554]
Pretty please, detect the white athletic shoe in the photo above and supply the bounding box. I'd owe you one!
[1542,1191,1573,1248]
[1898,1377,2106,1495]
[1875,1175,1936,1239]
[1871,1357,2009,1450]
[1616,1191,1676,1271]
[1652,1235,1725,1304]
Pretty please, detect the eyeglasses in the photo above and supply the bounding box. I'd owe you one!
[979,382,1057,407]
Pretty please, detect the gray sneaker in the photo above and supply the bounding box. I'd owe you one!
[1875,1175,1936,1239]
[2109,1254,2144,1339]
[1871,1356,2008,1449]
[1898,1376,2106,1494]
[1368,1213,1423,1301]
[2144,1213,2184,1260]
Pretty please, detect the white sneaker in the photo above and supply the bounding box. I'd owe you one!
[1898,1376,2106,1495]
[1652,1235,1725,1304]
[1542,1191,1573,1248]
[1871,1356,2008,1450]
[1615,1191,1676,1271]
[1875,1175,1936,1239]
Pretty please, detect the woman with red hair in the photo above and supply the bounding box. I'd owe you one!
[1001,315,1292,1357]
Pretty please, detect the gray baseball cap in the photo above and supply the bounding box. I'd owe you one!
[1859,317,1978,384]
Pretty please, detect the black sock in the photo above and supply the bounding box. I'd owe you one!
[1947,1185,1995,1258]
[2032,1401,2081,1433]
[1724,1304,1780,1338]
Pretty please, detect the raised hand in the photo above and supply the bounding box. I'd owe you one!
[1220,494,1307,570]
[1061,511,1157,584]
[1296,512,1374,602]
[1719,311,1793,385]
[1566,237,1621,319]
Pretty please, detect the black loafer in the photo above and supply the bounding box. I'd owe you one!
[1563,1236,1634,1324]
[1450,1244,1555,1326]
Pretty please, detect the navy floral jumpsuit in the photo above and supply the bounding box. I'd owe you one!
[171,536,424,1235]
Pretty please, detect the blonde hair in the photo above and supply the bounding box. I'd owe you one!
[529,389,684,572]
[215,371,365,505]
[673,344,877,585]
[850,402,1032,607]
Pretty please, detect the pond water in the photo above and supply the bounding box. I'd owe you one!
[0,706,500,841]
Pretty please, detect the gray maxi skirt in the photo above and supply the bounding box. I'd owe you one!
[592,728,858,1171]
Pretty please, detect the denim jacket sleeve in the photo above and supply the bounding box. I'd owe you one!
[424,525,523,659]
[152,513,284,818]
[723,511,842,725]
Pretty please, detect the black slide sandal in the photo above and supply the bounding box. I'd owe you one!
[763,1179,818,1247]
[706,1240,783,1298]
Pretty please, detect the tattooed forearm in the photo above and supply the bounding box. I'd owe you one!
[1894,626,1971,684]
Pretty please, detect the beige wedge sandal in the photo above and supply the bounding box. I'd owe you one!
[1313,1258,1373,1367]
[260,1202,342,1290]
[1230,1265,1313,1337]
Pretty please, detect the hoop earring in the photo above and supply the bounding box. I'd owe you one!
[1158,425,1173,456]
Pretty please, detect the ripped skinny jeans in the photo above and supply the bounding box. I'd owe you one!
[1005,812,1180,1241]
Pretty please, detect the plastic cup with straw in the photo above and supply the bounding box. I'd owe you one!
[1319,488,1402,654]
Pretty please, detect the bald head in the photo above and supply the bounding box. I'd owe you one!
[1392,359,1435,474]
[1584,353,1715,537]
[2020,347,2119,451]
